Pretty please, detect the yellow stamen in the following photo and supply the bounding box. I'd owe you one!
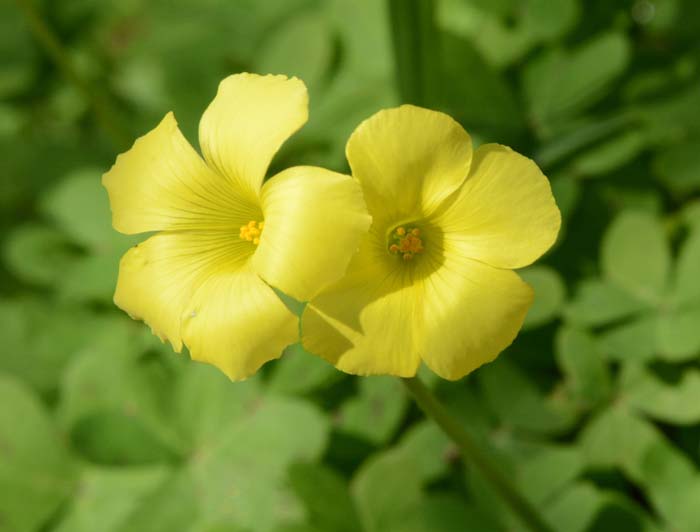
[240,220,264,245]
[389,225,424,260]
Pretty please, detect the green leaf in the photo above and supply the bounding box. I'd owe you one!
[41,168,127,251]
[546,483,660,532]
[479,358,577,435]
[173,363,262,450]
[522,0,579,41]
[58,249,129,303]
[535,112,634,168]
[622,363,700,424]
[3,224,76,286]
[54,466,171,532]
[439,32,524,135]
[601,211,670,304]
[351,448,423,532]
[267,344,341,396]
[51,170,139,299]
[439,381,494,437]
[672,228,700,306]
[0,297,101,393]
[598,315,657,362]
[338,376,408,445]
[580,405,656,476]
[112,367,330,532]
[437,0,556,69]
[292,70,396,168]
[682,200,700,231]
[517,444,584,506]
[328,0,394,76]
[655,306,700,361]
[565,278,649,327]
[587,492,662,532]
[638,82,700,143]
[287,463,361,532]
[172,363,330,530]
[602,186,663,215]
[520,265,566,329]
[0,375,77,532]
[555,326,611,407]
[648,474,700,532]
[653,138,700,195]
[393,421,452,483]
[580,404,700,530]
[185,396,329,531]
[255,12,333,95]
[550,174,581,223]
[571,130,647,177]
[544,482,603,532]
[115,470,198,532]
[579,404,695,487]
[523,33,630,134]
[59,350,186,463]
[384,494,504,532]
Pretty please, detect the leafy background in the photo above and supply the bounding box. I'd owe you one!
[2,0,700,530]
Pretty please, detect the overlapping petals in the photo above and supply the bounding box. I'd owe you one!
[303,232,424,377]
[103,112,256,235]
[103,73,369,379]
[114,233,296,379]
[303,105,560,380]
[254,166,370,301]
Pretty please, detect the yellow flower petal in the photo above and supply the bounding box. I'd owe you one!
[302,234,422,377]
[420,258,534,380]
[433,144,561,269]
[181,265,298,381]
[114,232,296,380]
[199,73,308,203]
[345,105,472,224]
[253,166,371,301]
[102,112,255,235]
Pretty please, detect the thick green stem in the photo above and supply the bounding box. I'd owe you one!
[14,0,130,149]
[402,377,555,532]
[387,0,438,106]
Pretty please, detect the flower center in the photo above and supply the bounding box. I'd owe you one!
[388,226,424,261]
[239,220,264,245]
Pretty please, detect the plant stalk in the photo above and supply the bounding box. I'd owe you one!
[387,0,439,106]
[402,376,555,532]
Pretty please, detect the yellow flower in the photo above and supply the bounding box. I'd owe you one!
[302,105,561,380]
[103,73,370,380]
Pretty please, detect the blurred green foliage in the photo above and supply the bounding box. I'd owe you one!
[2,0,700,530]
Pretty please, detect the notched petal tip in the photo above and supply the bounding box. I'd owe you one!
[436,142,561,270]
[345,104,473,219]
[198,72,310,200]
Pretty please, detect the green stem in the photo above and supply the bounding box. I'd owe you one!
[13,0,131,149]
[387,0,438,106]
[401,377,555,532]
